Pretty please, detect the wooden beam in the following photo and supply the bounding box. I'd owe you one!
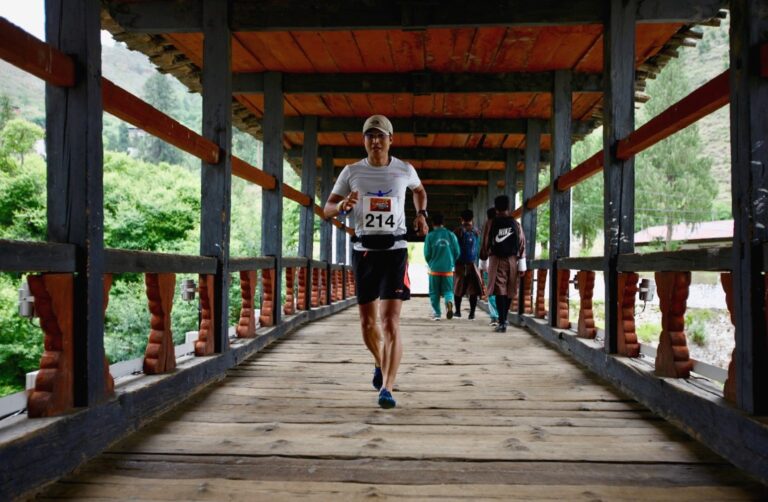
[107,0,726,32]
[261,71,284,326]
[617,247,733,273]
[234,71,603,94]
[45,0,107,408]
[549,70,572,328]
[616,71,729,159]
[603,0,637,355]
[297,146,550,163]
[0,240,76,273]
[231,157,277,189]
[103,79,220,164]
[105,250,217,274]
[284,117,592,137]
[283,183,311,207]
[556,151,603,191]
[0,16,74,87]
[728,0,768,415]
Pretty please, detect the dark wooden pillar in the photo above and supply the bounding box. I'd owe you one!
[505,149,519,205]
[299,117,318,310]
[320,149,334,263]
[200,0,232,352]
[45,0,106,406]
[549,70,572,327]
[602,0,636,354]
[261,72,284,325]
[299,116,318,260]
[729,0,768,414]
[519,119,541,314]
[487,170,501,209]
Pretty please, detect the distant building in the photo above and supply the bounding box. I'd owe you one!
[634,220,733,249]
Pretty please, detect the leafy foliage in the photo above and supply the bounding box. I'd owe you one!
[0,118,43,167]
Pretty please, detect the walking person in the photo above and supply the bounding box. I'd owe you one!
[480,207,499,326]
[453,209,485,320]
[481,195,526,332]
[323,114,429,409]
[423,212,460,321]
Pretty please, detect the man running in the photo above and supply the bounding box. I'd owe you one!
[323,114,429,409]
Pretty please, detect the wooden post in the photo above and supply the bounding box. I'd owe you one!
[728,0,768,414]
[201,0,232,353]
[522,270,534,315]
[549,70,572,328]
[487,170,501,210]
[283,267,296,315]
[576,270,597,339]
[236,270,257,338]
[602,0,636,354]
[320,149,334,265]
[519,120,541,315]
[143,273,176,374]
[535,269,548,319]
[617,272,640,357]
[262,71,284,326]
[195,274,215,356]
[655,271,693,378]
[45,0,107,407]
[297,267,309,311]
[311,267,321,308]
[259,268,276,327]
[299,117,318,311]
[555,269,571,329]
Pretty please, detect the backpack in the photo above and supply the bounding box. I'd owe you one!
[490,216,520,258]
[458,228,478,264]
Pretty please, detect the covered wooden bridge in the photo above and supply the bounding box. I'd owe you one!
[1,0,767,499]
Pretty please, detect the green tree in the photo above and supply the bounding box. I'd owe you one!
[0,95,13,130]
[0,118,44,168]
[138,74,183,165]
[571,129,604,254]
[635,58,717,249]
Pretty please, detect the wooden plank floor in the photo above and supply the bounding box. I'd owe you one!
[40,298,766,500]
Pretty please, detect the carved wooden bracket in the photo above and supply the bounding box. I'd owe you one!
[655,271,693,378]
[332,270,342,302]
[522,270,533,314]
[535,269,547,319]
[576,270,597,339]
[27,274,114,417]
[27,274,74,417]
[236,270,258,338]
[320,269,329,306]
[556,269,571,329]
[143,273,177,374]
[259,268,276,327]
[347,269,356,296]
[311,268,320,308]
[297,266,308,311]
[284,267,296,315]
[617,272,640,357]
[195,274,215,356]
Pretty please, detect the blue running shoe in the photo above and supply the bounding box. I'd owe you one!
[372,366,383,391]
[378,388,396,409]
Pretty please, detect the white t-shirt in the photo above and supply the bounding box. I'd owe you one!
[331,156,422,251]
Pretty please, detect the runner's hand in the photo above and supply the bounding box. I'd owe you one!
[414,214,428,237]
[340,191,359,212]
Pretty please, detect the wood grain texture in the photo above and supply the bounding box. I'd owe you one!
[654,272,693,378]
[37,298,765,500]
[576,270,597,339]
[236,271,258,339]
[27,274,74,418]
[143,273,177,374]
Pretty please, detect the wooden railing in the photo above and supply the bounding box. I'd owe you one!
[0,17,357,421]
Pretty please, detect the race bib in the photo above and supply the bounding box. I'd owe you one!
[362,196,397,234]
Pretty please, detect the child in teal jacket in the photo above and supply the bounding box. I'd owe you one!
[424,213,460,320]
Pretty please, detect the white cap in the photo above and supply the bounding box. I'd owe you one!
[362,115,393,135]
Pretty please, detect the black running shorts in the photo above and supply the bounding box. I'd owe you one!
[352,248,411,305]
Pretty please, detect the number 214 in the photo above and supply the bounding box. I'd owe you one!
[365,214,395,228]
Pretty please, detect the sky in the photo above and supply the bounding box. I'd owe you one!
[0,1,114,45]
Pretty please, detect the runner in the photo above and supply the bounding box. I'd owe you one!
[323,114,429,409]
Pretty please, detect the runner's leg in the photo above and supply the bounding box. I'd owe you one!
[358,301,382,367]
[379,299,403,391]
